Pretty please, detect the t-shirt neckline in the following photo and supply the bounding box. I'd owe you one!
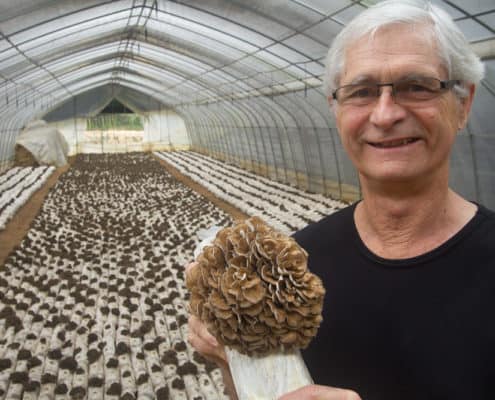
[350,201,484,267]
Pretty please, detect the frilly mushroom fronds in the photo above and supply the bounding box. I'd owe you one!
[187,216,325,356]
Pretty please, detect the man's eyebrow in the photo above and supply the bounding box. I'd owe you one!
[343,73,437,86]
[396,73,433,81]
[345,75,376,85]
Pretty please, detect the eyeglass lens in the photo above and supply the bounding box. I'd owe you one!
[335,77,455,106]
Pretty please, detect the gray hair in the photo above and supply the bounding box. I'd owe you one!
[324,0,485,99]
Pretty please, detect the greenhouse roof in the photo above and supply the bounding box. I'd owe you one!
[0,0,493,115]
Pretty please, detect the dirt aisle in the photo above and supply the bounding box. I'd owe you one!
[153,154,248,221]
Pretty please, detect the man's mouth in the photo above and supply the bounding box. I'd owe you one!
[370,138,419,148]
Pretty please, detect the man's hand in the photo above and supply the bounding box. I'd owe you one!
[188,313,227,365]
[278,384,361,400]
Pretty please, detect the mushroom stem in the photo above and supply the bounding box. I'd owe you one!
[225,347,312,400]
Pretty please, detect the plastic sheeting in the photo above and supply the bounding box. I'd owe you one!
[43,86,164,122]
[0,0,494,205]
[16,120,69,167]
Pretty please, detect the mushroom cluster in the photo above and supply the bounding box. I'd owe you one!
[187,216,325,356]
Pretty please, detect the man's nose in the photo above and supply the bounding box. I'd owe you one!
[369,87,406,129]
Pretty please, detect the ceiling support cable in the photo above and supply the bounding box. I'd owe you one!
[0,30,74,99]
[0,71,57,114]
[113,0,158,90]
[443,0,495,35]
[151,1,359,101]
[111,0,139,87]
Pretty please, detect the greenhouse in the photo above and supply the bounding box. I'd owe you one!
[0,0,494,399]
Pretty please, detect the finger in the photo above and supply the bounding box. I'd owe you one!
[187,317,227,363]
[189,315,219,347]
[278,385,361,400]
[185,261,198,274]
[188,335,227,368]
[187,326,226,363]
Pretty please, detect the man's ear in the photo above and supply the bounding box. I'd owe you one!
[458,84,475,130]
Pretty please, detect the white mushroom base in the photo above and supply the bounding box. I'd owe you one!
[226,347,312,400]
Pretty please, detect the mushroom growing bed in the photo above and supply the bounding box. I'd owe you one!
[0,153,232,400]
[0,166,55,230]
[154,151,346,234]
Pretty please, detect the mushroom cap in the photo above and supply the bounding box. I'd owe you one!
[187,216,325,356]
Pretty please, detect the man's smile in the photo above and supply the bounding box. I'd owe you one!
[368,137,420,148]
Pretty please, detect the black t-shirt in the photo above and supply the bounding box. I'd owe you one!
[294,203,495,400]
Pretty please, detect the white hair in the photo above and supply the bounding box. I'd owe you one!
[324,0,485,99]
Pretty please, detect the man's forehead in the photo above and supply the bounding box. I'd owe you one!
[341,27,442,83]
[347,24,434,53]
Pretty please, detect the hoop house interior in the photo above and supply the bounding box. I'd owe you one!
[1,0,494,204]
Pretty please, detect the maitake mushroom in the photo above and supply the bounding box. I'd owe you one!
[187,216,325,356]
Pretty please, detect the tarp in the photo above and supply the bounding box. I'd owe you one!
[16,120,69,167]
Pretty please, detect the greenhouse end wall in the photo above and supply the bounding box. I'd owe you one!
[45,110,190,155]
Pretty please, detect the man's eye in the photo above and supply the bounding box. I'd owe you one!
[347,86,374,98]
[399,82,434,93]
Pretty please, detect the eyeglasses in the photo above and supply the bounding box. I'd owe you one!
[332,77,460,107]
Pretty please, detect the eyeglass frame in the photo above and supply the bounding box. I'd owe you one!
[331,77,461,106]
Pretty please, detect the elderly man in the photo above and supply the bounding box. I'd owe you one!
[188,1,495,399]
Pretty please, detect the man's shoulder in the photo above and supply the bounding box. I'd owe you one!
[468,203,495,248]
[469,203,495,236]
[476,203,495,221]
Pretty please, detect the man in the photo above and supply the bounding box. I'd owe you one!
[188,1,495,399]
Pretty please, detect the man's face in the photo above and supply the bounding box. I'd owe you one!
[332,24,473,187]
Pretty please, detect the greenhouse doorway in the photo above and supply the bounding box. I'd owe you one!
[84,99,144,153]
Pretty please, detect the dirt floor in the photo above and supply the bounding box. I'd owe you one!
[0,154,249,267]
[153,154,249,221]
